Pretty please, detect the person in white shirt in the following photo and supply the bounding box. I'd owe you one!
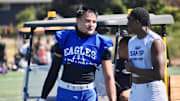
[19,40,29,58]
[125,7,168,101]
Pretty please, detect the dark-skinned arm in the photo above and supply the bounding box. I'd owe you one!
[126,39,165,80]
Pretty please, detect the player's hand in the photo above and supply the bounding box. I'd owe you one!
[38,98,47,101]
[124,60,133,72]
[119,89,131,101]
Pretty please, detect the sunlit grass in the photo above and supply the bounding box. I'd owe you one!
[0,71,25,101]
[168,66,180,76]
[0,66,179,101]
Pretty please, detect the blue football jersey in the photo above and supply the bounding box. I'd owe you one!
[55,30,113,67]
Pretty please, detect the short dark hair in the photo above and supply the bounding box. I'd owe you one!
[129,7,150,26]
[76,7,98,18]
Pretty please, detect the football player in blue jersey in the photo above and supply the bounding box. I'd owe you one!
[39,7,116,101]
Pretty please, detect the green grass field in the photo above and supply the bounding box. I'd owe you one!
[0,67,180,101]
[0,71,25,101]
[168,66,180,76]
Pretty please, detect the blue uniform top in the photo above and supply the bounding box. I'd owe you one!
[55,30,113,67]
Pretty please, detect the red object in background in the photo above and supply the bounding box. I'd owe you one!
[38,46,47,64]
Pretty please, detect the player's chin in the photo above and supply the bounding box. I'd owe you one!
[127,28,132,33]
[87,30,95,35]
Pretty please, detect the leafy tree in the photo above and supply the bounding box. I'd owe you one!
[36,5,52,20]
[158,6,180,21]
[108,0,127,14]
[51,0,126,17]
[122,0,146,9]
[121,0,166,13]
[145,0,166,13]
[16,6,36,28]
[51,0,81,17]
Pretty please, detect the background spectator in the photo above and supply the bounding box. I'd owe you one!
[0,36,8,73]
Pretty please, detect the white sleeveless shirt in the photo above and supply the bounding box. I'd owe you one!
[128,30,163,77]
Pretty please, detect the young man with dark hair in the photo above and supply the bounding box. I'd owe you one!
[39,7,116,101]
[115,36,131,101]
[126,7,168,101]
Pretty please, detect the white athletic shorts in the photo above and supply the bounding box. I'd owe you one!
[129,80,168,101]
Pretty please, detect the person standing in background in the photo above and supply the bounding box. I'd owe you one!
[126,7,168,101]
[0,35,8,73]
[45,38,52,65]
[115,36,131,101]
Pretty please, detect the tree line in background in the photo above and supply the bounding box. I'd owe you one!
[15,0,180,58]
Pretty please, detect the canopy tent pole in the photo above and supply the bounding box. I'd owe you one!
[161,24,169,99]
[113,26,120,65]
[23,27,36,101]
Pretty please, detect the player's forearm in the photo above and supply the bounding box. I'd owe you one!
[131,66,163,80]
[101,60,116,101]
[41,54,62,99]
[41,71,58,99]
[104,77,116,101]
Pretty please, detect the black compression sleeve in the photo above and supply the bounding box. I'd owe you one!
[101,48,112,60]
[41,53,63,99]
[54,42,63,54]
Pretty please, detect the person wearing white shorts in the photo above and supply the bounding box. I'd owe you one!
[130,80,167,101]
[125,7,168,101]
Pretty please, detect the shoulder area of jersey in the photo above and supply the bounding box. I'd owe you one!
[56,30,75,34]
[96,34,112,41]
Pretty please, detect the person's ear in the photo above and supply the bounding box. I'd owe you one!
[76,18,79,23]
[135,20,139,24]
[135,20,142,26]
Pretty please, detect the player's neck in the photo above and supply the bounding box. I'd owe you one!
[76,26,96,39]
[137,27,149,39]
